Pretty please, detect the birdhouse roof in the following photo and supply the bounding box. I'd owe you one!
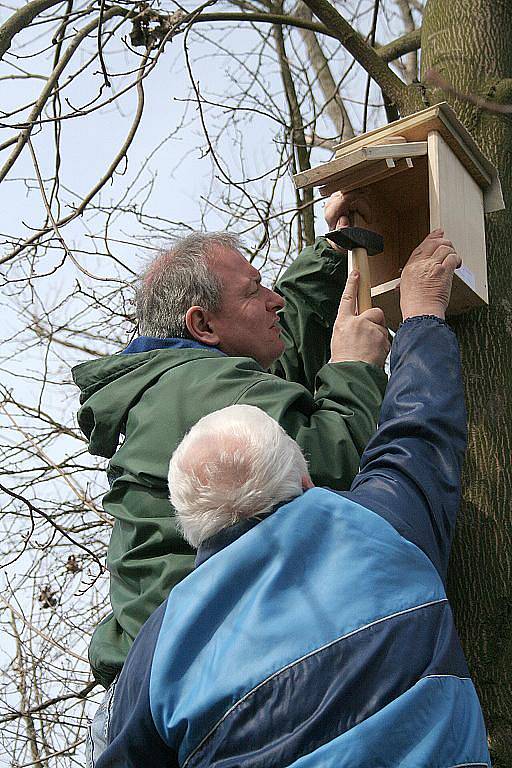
[293,102,503,213]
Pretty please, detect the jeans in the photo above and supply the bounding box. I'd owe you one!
[85,678,117,767]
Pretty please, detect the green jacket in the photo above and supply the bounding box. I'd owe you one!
[72,238,387,688]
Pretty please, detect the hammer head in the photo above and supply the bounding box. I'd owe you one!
[326,226,384,257]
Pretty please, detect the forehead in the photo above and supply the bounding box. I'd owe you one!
[210,245,259,282]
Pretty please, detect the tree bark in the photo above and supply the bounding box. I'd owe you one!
[420,1,512,763]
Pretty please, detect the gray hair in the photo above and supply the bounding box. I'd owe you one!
[135,232,242,338]
[168,405,308,548]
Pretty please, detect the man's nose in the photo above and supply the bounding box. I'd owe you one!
[266,288,285,311]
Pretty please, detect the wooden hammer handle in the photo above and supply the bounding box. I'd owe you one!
[351,211,372,313]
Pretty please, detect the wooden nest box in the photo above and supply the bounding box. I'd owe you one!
[293,102,504,329]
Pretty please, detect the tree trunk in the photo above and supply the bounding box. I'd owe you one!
[420,1,512,763]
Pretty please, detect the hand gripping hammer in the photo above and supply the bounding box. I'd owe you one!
[326,212,384,313]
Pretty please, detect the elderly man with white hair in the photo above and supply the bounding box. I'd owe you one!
[95,232,491,768]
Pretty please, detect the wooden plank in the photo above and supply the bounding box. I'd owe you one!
[318,157,415,198]
[332,102,495,191]
[364,141,427,161]
[372,276,401,295]
[428,131,488,305]
[293,147,375,190]
[371,279,402,330]
[371,273,487,332]
[294,142,427,191]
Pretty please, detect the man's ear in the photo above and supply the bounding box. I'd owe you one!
[185,306,221,346]
[302,474,315,491]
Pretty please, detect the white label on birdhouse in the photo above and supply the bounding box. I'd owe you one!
[455,264,476,291]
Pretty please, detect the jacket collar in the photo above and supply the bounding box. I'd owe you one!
[120,336,224,355]
[195,506,286,568]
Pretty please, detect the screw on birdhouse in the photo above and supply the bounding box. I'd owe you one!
[38,587,57,609]
[66,555,81,573]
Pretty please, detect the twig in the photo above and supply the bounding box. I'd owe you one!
[0,481,105,570]
[97,0,111,88]
[363,0,380,132]
[424,68,512,114]
[182,12,271,243]
[300,0,411,108]
[28,136,118,281]
[1,37,148,266]
[0,404,113,526]
[0,681,97,724]
[0,595,88,663]
[30,321,105,357]
[17,737,85,767]
[0,5,129,187]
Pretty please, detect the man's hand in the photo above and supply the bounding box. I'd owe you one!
[330,270,390,368]
[400,229,461,321]
[324,191,371,252]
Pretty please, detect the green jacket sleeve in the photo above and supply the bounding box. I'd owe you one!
[271,237,348,394]
[90,482,195,689]
[237,361,387,489]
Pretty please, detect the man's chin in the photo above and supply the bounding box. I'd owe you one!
[265,340,286,368]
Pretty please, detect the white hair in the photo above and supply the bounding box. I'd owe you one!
[168,405,308,548]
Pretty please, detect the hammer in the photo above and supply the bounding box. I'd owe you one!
[326,212,384,313]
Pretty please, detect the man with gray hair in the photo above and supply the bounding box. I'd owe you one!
[74,192,390,699]
[95,230,491,767]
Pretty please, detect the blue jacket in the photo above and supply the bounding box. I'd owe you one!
[97,316,490,768]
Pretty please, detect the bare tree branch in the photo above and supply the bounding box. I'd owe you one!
[10,613,44,768]
[1,35,148,265]
[0,482,105,568]
[0,5,129,187]
[300,0,411,107]
[273,21,315,244]
[393,0,418,82]
[0,682,96,725]
[0,0,64,61]
[196,10,334,36]
[376,27,421,63]
[292,2,354,140]
[0,596,88,663]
